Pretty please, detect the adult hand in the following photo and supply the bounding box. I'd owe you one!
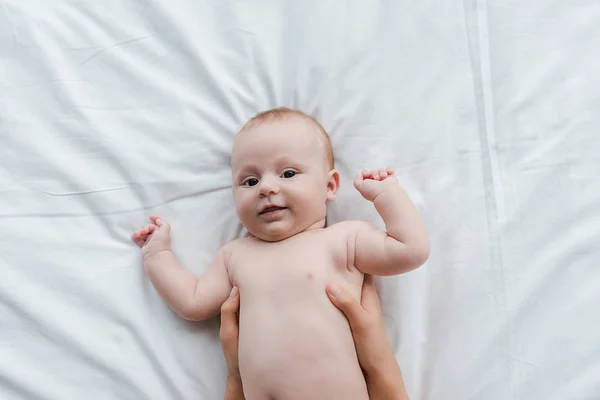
[220,287,244,400]
[326,275,409,400]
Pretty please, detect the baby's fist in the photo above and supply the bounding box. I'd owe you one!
[354,168,397,202]
[132,215,172,261]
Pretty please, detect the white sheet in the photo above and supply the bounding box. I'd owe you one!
[1,1,599,399]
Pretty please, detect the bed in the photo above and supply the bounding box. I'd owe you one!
[1,1,599,399]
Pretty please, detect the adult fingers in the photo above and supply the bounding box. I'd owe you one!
[359,275,382,314]
[219,287,240,344]
[326,282,366,332]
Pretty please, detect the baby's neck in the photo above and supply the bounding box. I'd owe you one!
[252,218,327,243]
[305,217,327,232]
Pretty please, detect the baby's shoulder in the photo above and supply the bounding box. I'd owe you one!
[326,220,374,237]
[219,237,249,252]
[217,237,256,270]
[219,235,264,256]
[216,237,245,258]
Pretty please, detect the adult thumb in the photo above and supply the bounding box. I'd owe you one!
[220,287,240,341]
[326,283,365,329]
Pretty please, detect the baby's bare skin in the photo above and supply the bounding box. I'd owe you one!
[228,225,367,399]
[132,111,430,400]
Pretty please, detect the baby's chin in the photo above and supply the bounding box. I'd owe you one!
[245,218,327,242]
[245,220,306,242]
[247,228,297,242]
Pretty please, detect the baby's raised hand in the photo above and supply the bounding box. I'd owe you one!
[353,168,398,202]
[132,215,171,260]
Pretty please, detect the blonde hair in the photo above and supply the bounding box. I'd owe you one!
[239,107,334,169]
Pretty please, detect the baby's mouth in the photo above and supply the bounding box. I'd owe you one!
[259,206,287,215]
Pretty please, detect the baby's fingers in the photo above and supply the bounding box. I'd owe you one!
[151,215,170,230]
[141,224,155,235]
[131,232,146,247]
[150,215,167,226]
[362,169,387,180]
[132,224,157,246]
[354,171,365,191]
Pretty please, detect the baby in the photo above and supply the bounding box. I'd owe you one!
[132,108,429,400]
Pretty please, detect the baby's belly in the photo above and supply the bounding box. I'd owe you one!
[238,294,368,400]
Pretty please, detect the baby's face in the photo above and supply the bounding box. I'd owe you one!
[231,117,337,242]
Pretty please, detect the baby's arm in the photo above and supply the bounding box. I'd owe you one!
[351,168,429,275]
[133,216,232,321]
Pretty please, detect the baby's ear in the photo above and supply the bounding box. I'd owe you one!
[326,169,340,201]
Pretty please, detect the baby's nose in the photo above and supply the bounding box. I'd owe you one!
[258,176,280,196]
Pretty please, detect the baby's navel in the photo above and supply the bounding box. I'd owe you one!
[307,272,314,280]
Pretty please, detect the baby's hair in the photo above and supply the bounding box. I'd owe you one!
[239,107,335,169]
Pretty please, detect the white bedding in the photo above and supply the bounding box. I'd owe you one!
[1,1,599,399]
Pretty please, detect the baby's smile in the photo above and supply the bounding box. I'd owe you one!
[258,205,287,215]
[258,205,288,222]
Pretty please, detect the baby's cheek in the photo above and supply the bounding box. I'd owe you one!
[234,194,251,215]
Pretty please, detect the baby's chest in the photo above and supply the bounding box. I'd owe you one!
[229,237,349,288]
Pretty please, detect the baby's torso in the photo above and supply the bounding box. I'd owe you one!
[227,225,368,400]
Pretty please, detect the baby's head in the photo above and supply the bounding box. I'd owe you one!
[231,108,339,242]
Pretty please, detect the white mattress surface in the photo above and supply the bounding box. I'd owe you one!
[1,1,599,399]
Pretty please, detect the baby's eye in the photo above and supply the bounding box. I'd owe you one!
[282,170,296,179]
[244,178,259,186]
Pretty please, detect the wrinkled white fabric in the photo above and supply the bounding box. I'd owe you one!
[1,1,599,399]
